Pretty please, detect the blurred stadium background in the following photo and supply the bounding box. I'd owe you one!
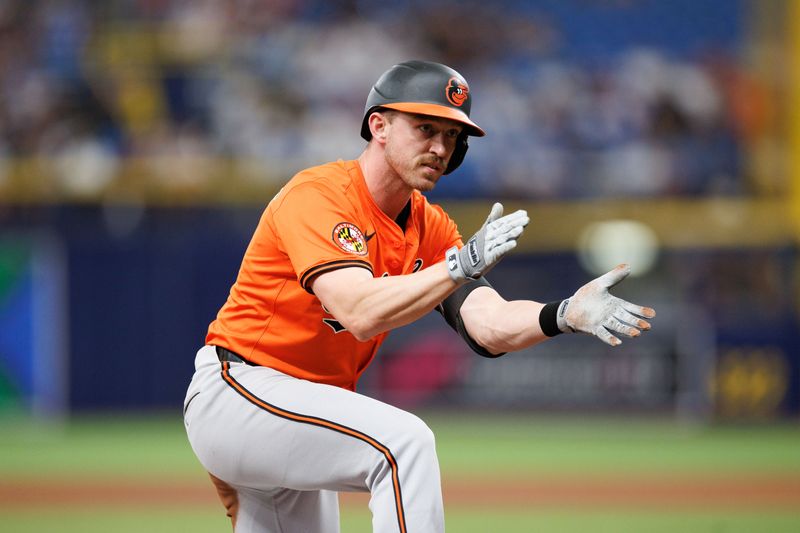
[1,0,798,531]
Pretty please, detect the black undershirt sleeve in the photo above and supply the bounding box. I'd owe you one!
[436,277,506,358]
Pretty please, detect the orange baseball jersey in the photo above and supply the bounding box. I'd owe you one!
[206,159,463,391]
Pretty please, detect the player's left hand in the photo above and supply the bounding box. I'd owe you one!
[556,264,656,346]
[446,202,529,282]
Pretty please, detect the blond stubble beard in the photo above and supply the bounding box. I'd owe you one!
[384,142,443,193]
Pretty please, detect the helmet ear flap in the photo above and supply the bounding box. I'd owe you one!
[444,134,468,174]
[360,106,380,141]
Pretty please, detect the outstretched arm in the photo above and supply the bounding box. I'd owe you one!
[458,286,548,355]
[460,263,656,355]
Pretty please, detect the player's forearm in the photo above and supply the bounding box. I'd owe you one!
[460,292,551,354]
[346,262,462,340]
[314,262,463,342]
[460,264,656,353]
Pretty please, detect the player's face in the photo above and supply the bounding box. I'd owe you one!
[383,112,463,192]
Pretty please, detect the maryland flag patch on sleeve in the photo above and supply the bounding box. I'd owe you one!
[332,222,368,256]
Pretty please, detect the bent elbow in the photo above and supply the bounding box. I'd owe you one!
[349,326,374,342]
[480,345,506,358]
[471,327,516,356]
[340,315,380,342]
[473,335,509,357]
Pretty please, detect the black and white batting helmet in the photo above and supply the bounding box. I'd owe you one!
[361,60,485,174]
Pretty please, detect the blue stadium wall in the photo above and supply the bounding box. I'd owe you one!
[2,205,796,420]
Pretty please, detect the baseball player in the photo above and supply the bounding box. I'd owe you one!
[183,60,655,532]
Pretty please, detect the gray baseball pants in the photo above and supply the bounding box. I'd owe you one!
[183,345,445,532]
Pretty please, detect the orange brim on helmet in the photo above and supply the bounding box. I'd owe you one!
[379,102,486,137]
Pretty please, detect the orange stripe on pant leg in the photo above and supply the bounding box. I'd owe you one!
[220,362,408,533]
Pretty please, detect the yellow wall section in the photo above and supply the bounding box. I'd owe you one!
[789,0,800,241]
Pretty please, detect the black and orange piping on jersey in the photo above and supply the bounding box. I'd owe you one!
[219,361,408,533]
[300,259,373,293]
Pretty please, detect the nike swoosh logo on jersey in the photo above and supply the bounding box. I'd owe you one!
[365,231,376,242]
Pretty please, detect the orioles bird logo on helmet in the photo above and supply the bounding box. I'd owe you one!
[446,77,469,107]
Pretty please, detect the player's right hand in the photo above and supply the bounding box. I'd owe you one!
[556,264,656,346]
[445,202,529,282]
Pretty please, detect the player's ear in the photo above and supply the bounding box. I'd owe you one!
[368,111,390,143]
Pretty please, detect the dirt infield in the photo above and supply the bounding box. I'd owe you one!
[2,474,798,510]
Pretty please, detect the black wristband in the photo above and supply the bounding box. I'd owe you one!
[539,300,564,337]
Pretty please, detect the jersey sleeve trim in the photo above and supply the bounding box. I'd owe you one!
[300,259,374,293]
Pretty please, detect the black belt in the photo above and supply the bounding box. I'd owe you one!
[215,346,256,366]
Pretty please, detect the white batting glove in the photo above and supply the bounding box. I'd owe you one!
[446,202,529,282]
[555,264,656,346]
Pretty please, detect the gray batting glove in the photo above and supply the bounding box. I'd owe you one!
[556,264,656,346]
[446,202,529,282]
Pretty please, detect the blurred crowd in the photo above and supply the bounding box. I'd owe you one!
[0,0,769,200]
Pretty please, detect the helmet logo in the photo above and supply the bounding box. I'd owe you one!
[446,77,469,107]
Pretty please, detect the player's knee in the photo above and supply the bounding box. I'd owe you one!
[364,414,440,495]
[396,413,437,455]
[413,418,436,451]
